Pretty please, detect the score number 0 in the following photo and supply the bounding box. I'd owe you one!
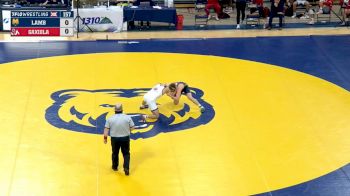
[60,18,73,36]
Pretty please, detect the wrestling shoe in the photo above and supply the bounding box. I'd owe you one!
[139,105,148,109]
[124,169,129,176]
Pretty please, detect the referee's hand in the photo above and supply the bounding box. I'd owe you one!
[104,135,108,144]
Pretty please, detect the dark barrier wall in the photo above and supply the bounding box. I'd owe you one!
[0,8,3,31]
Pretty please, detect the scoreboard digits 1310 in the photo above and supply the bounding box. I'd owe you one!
[10,10,74,37]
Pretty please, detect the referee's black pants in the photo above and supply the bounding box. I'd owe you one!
[111,136,130,171]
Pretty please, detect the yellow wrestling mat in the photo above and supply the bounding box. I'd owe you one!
[1,53,350,196]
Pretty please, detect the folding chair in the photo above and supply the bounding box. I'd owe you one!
[194,0,209,26]
[278,11,286,26]
[295,4,307,16]
[246,13,261,26]
[246,3,261,26]
[267,11,285,29]
[316,7,332,23]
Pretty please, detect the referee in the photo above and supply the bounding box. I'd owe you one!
[103,103,135,176]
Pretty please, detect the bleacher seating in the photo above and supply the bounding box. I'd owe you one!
[0,0,13,5]
[0,0,69,7]
[194,0,208,26]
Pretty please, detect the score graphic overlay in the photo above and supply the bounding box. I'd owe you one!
[10,11,74,37]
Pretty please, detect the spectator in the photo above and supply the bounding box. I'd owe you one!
[317,0,333,14]
[267,0,285,30]
[205,0,221,20]
[236,0,247,29]
[292,0,311,18]
[308,0,333,24]
[248,0,264,17]
[284,0,294,16]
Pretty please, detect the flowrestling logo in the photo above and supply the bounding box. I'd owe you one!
[3,18,9,24]
[45,88,215,140]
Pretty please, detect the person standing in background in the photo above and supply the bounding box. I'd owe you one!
[236,0,247,29]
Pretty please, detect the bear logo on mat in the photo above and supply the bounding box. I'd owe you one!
[45,88,215,140]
